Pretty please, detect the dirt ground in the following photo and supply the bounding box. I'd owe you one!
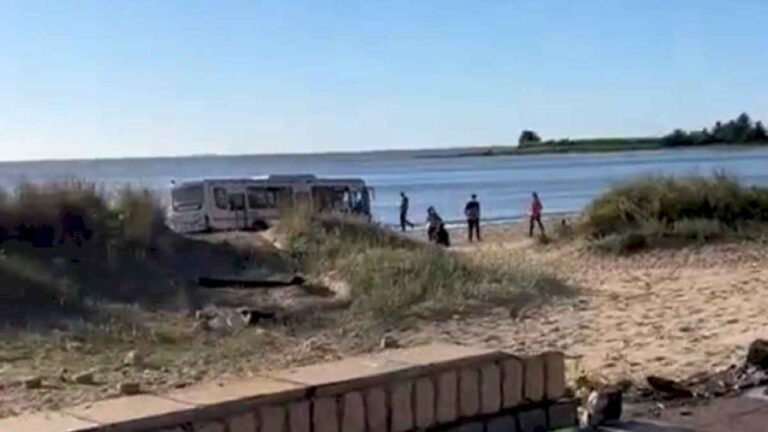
[3,223,767,418]
[410,223,768,385]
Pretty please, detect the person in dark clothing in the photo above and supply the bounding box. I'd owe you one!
[426,206,443,242]
[529,192,545,237]
[464,194,481,242]
[435,223,450,247]
[399,192,415,232]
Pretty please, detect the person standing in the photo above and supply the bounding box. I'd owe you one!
[529,192,545,237]
[399,192,415,232]
[464,194,481,242]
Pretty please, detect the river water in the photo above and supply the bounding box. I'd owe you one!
[1,147,767,226]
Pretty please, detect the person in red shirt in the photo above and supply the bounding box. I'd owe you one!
[529,192,545,237]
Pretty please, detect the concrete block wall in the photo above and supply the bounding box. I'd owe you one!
[0,344,576,432]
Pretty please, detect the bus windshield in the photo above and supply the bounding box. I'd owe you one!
[172,185,204,212]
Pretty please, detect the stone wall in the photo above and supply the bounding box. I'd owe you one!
[0,343,577,432]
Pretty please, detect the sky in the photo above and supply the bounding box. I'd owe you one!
[1,1,767,161]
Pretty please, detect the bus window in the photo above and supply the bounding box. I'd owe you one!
[312,186,347,212]
[172,185,203,212]
[247,187,290,209]
[228,193,246,211]
[213,187,228,210]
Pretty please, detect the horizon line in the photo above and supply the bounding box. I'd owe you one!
[0,134,666,164]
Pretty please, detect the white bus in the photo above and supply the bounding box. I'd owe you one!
[167,175,372,233]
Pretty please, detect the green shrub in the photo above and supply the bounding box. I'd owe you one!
[113,188,167,246]
[593,232,648,254]
[669,218,724,242]
[582,174,768,241]
[279,208,571,321]
[0,254,80,308]
[0,182,168,310]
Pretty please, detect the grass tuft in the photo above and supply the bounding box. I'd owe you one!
[279,206,572,321]
[581,173,768,252]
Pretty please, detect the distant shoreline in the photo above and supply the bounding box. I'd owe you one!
[417,140,768,159]
[1,140,766,165]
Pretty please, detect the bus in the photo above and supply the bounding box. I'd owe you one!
[167,175,372,233]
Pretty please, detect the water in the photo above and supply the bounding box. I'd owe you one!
[1,147,768,226]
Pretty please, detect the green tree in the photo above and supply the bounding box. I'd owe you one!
[662,129,695,147]
[734,112,752,142]
[518,130,542,147]
[712,121,724,141]
[745,121,768,142]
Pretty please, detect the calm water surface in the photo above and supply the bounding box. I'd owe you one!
[1,147,767,226]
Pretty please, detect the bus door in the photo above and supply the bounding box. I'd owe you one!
[227,192,248,229]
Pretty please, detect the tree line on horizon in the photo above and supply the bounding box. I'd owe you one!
[518,112,768,148]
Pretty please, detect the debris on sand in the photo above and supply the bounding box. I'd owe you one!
[118,382,140,396]
[73,372,95,385]
[380,334,399,349]
[22,377,42,390]
[646,376,693,399]
[194,307,279,331]
[581,389,623,427]
[124,350,144,368]
[747,339,768,369]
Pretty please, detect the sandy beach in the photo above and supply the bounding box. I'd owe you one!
[3,220,768,417]
[402,223,768,385]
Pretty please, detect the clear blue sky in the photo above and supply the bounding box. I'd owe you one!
[1,1,767,161]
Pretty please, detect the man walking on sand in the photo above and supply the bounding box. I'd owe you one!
[529,192,545,237]
[399,192,415,232]
[464,194,481,242]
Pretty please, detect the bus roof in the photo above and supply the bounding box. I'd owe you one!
[172,175,366,188]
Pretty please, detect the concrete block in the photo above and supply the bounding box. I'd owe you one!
[196,420,227,432]
[165,376,305,417]
[436,370,459,423]
[415,377,436,428]
[229,412,258,432]
[288,401,311,432]
[543,351,567,400]
[480,363,502,414]
[501,357,523,408]
[365,387,387,432]
[0,411,100,432]
[342,391,366,432]
[523,355,545,403]
[517,408,547,432]
[64,394,196,432]
[272,356,414,397]
[447,420,485,432]
[380,343,505,373]
[314,397,340,432]
[459,368,481,418]
[547,401,578,430]
[486,415,518,432]
[261,405,287,432]
[390,381,414,432]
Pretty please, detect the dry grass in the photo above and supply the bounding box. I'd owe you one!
[279,207,573,322]
[0,189,572,418]
[0,182,172,312]
[0,303,372,418]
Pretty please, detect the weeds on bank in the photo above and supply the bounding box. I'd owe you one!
[279,207,572,321]
[582,173,768,253]
[0,181,168,312]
